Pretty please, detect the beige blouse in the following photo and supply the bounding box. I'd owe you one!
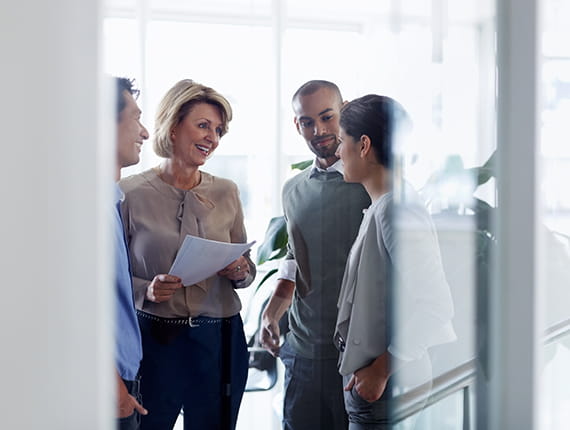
[119,168,255,319]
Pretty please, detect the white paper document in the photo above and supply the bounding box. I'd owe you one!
[168,235,256,286]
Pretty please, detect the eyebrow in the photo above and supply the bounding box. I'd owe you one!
[298,108,334,121]
[197,117,223,127]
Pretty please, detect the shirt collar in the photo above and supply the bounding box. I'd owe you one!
[309,159,344,178]
[114,182,125,205]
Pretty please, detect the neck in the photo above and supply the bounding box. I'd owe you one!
[316,155,339,170]
[115,165,121,182]
[158,159,201,190]
[362,165,391,201]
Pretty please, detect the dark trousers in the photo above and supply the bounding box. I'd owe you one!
[342,354,432,430]
[280,341,348,430]
[138,314,248,430]
[118,377,142,430]
[342,374,394,430]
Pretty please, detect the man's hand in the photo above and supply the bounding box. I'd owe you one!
[259,279,295,357]
[260,316,281,357]
[117,373,147,418]
[146,274,182,303]
[344,351,393,403]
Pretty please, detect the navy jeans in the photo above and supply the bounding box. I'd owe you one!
[118,377,142,430]
[138,314,248,430]
[280,341,348,430]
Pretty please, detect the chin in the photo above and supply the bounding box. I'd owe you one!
[343,172,359,184]
[315,150,336,160]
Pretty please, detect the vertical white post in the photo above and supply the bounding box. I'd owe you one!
[490,0,541,429]
[272,0,285,214]
[0,1,113,429]
[136,0,152,171]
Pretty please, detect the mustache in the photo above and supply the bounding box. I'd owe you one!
[312,134,337,144]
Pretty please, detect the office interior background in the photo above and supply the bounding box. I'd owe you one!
[1,0,569,428]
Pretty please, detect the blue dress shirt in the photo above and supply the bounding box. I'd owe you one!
[114,183,143,381]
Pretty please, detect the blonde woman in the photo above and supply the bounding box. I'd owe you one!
[119,79,255,430]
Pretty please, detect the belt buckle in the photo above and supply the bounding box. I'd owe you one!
[334,332,346,352]
[189,316,200,327]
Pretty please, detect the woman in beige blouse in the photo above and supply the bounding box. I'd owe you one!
[119,79,256,430]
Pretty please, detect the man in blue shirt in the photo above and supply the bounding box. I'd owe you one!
[113,77,149,429]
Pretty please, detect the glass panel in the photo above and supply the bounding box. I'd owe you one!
[386,2,496,428]
[102,18,140,79]
[390,4,494,430]
[396,387,469,430]
[103,1,496,429]
[281,27,374,162]
[148,0,272,16]
[540,1,570,429]
[143,19,275,246]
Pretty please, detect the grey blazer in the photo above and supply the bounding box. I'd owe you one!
[335,187,456,376]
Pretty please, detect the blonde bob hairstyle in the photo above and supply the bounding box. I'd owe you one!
[153,79,233,158]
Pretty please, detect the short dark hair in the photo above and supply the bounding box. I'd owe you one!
[340,94,411,169]
[115,77,140,120]
[292,80,342,105]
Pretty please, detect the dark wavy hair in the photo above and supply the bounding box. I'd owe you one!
[340,94,411,169]
[115,77,140,120]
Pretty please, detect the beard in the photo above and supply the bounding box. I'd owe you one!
[309,134,339,159]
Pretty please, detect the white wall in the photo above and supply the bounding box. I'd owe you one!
[0,1,114,428]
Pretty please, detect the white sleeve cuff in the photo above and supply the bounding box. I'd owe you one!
[387,344,418,363]
[276,259,296,282]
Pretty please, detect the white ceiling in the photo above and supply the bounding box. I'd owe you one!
[105,0,495,26]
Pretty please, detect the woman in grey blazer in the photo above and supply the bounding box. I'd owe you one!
[333,95,456,429]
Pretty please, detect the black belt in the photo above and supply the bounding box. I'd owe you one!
[136,310,229,328]
[122,376,141,394]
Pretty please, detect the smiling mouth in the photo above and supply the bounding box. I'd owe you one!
[313,136,335,147]
[196,144,211,156]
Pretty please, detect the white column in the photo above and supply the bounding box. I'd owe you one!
[489,0,542,429]
[0,1,113,429]
[272,0,286,215]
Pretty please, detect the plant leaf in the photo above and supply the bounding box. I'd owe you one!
[268,247,288,261]
[291,160,312,171]
[255,268,278,291]
[473,150,496,186]
[256,216,288,265]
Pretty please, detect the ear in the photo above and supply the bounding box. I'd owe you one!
[359,135,372,159]
[293,116,302,135]
[342,100,348,107]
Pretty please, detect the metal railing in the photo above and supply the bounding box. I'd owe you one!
[392,317,570,427]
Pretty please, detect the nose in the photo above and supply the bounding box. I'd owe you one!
[141,124,149,140]
[207,128,220,145]
[313,120,327,136]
